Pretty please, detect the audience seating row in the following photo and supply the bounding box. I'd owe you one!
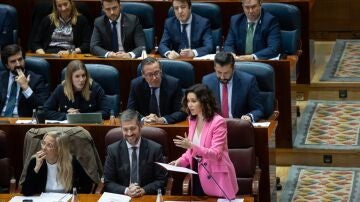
[0,2,301,56]
[0,118,261,199]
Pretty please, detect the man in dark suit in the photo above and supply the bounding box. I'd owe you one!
[104,109,167,197]
[90,0,146,58]
[0,44,49,117]
[224,0,281,60]
[202,52,263,122]
[158,0,213,59]
[127,57,187,124]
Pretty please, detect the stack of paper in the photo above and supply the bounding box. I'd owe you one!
[98,192,131,202]
[10,193,72,202]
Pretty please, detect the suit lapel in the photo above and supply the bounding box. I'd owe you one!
[138,139,148,186]
[120,14,126,44]
[119,140,131,183]
[231,71,241,116]
[200,119,211,146]
[240,19,248,53]
[158,76,167,115]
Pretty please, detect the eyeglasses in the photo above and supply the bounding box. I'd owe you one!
[143,70,162,78]
[41,140,56,150]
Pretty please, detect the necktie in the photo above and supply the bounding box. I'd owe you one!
[149,87,160,116]
[130,147,138,183]
[180,24,189,50]
[4,78,17,117]
[245,22,255,55]
[221,83,229,118]
[111,21,119,52]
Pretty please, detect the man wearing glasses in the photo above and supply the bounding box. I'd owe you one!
[127,57,186,124]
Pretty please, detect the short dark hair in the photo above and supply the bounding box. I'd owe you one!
[101,0,120,6]
[214,52,235,68]
[1,44,25,67]
[172,0,192,8]
[140,57,162,73]
[182,83,218,121]
[120,109,142,127]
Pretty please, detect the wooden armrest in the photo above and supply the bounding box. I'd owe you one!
[165,177,174,195]
[95,177,104,194]
[182,174,191,195]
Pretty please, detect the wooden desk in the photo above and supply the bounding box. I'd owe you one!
[0,118,275,201]
[26,53,295,148]
[0,194,254,202]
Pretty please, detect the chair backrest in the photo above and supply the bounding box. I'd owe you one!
[121,2,155,53]
[61,64,121,115]
[20,126,103,185]
[262,3,301,55]
[0,57,51,91]
[105,127,169,162]
[0,4,18,48]
[235,62,275,118]
[0,158,12,193]
[168,2,222,50]
[137,60,195,91]
[0,130,8,159]
[226,118,256,195]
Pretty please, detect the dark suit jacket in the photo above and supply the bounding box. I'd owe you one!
[202,70,263,122]
[104,138,167,194]
[224,9,281,59]
[44,81,111,120]
[90,13,146,57]
[21,157,93,196]
[127,75,186,124]
[159,13,213,57]
[30,15,91,53]
[0,70,49,117]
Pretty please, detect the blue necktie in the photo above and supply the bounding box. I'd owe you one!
[4,79,17,117]
[111,21,119,52]
[149,87,160,116]
[180,24,189,50]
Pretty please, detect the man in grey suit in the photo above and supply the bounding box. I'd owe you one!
[104,109,167,197]
[90,0,146,58]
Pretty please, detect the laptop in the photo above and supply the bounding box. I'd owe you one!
[66,113,103,124]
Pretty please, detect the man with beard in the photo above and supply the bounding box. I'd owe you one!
[90,0,146,58]
[0,44,49,117]
[202,52,263,122]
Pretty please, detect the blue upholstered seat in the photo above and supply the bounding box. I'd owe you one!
[61,64,121,115]
[0,4,18,48]
[122,2,155,53]
[262,3,301,55]
[137,59,195,91]
[235,62,275,118]
[168,3,222,52]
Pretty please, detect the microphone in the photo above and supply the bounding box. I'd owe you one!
[194,155,232,202]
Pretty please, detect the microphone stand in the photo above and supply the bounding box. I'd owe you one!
[194,156,232,202]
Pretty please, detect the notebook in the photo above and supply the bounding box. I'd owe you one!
[66,113,103,124]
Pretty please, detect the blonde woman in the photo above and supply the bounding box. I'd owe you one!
[44,60,111,120]
[21,131,93,196]
[30,0,91,54]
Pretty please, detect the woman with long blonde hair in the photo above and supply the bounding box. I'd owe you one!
[30,0,91,54]
[22,131,93,195]
[44,60,111,120]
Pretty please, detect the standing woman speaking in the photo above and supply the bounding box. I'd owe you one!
[170,84,238,199]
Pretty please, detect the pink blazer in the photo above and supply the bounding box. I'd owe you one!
[178,114,238,199]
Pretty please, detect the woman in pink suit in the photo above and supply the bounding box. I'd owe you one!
[171,83,238,199]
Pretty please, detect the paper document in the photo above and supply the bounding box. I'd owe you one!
[10,193,72,202]
[252,122,270,127]
[15,120,33,124]
[156,162,197,174]
[193,54,215,60]
[98,192,131,202]
[217,198,243,202]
